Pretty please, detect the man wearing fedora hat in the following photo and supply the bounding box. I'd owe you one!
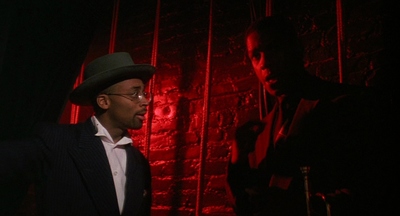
[0,52,155,216]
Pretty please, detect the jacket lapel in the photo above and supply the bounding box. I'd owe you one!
[287,98,319,136]
[68,119,120,216]
[254,106,276,167]
[122,144,145,215]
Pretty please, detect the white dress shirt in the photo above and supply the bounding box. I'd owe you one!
[91,116,132,213]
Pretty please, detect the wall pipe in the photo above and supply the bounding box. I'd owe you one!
[144,0,161,159]
[69,0,120,124]
[108,0,120,54]
[265,0,273,17]
[69,65,84,124]
[336,0,345,83]
[196,0,213,215]
[258,0,273,120]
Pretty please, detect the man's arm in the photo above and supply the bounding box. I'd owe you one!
[226,120,265,215]
[0,139,40,215]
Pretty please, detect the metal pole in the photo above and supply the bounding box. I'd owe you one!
[266,0,273,16]
[196,0,213,215]
[70,64,84,124]
[144,0,161,159]
[259,0,273,120]
[109,0,120,53]
[70,0,120,124]
[336,0,345,83]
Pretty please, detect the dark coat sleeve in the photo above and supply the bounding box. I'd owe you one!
[272,87,395,216]
[226,162,254,215]
[0,136,44,215]
[225,120,266,215]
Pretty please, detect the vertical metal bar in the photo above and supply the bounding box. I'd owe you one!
[196,0,213,215]
[265,0,273,16]
[259,0,273,120]
[249,0,256,22]
[144,0,161,159]
[69,0,119,124]
[109,0,120,53]
[70,64,84,124]
[336,0,345,83]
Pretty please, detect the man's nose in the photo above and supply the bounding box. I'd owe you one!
[139,98,150,106]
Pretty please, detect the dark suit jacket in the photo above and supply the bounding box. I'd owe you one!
[227,81,394,216]
[0,118,152,216]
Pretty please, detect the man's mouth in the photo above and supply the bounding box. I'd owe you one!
[266,78,278,84]
[136,111,147,121]
[136,114,145,121]
[265,74,279,84]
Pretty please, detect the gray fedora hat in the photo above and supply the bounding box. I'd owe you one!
[69,52,155,105]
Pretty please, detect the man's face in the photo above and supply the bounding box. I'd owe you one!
[103,78,150,131]
[246,31,297,97]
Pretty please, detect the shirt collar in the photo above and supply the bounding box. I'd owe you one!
[91,116,132,145]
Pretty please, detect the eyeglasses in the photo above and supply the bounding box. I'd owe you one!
[106,91,152,103]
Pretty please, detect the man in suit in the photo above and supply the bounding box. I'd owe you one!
[0,52,155,216]
[226,16,394,216]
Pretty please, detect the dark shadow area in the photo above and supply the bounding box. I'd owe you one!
[0,0,114,140]
[0,1,114,214]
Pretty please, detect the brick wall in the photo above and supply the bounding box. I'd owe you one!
[62,0,392,215]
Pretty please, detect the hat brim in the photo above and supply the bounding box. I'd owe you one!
[69,64,155,106]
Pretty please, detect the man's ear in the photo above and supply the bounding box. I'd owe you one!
[97,94,110,109]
